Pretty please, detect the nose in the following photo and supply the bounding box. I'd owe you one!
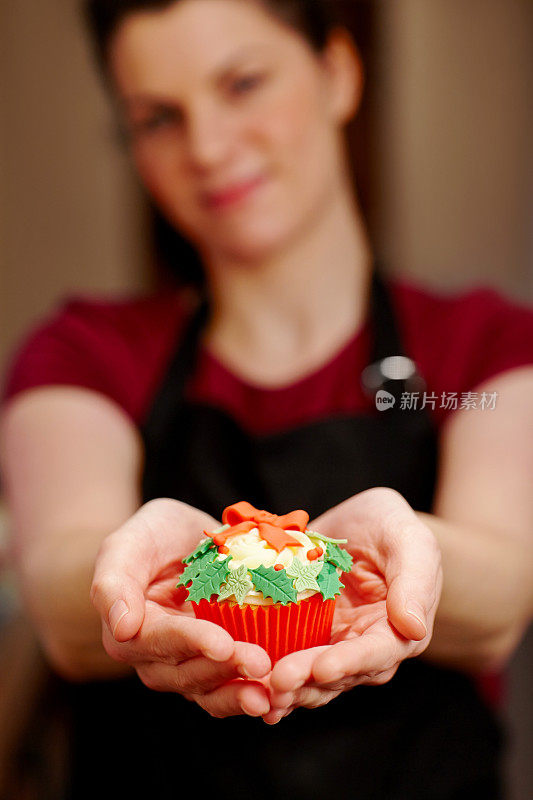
[184,102,237,173]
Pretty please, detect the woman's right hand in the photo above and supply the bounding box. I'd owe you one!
[90,498,271,718]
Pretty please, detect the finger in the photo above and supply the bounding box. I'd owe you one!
[287,669,397,711]
[311,630,403,684]
[268,665,399,720]
[233,641,272,679]
[195,679,270,719]
[270,676,349,709]
[106,605,235,665]
[308,486,406,546]
[288,685,342,710]
[262,707,294,725]
[136,641,271,695]
[311,489,441,641]
[382,515,442,641]
[269,689,295,709]
[270,646,331,692]
[91,498,218,642]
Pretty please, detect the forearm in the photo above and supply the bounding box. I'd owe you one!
[416,512,533,673]
[0,388,146,681]
[15,531,133,682]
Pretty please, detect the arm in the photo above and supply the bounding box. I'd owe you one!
[419,366,533,673]
[264,367,533,723]
[0,387,271,718]
[0,387,143,680]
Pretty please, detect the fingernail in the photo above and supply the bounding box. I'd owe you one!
[242,701,268,718]
[109,599,129,639]
[269,709,291,725]
[238,664,253,678]
[205,647,228,662]
[404,603,427,636]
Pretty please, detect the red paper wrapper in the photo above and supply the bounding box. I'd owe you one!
[192,593,335,663]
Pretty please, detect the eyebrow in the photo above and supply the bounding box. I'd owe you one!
[120,43,276,109]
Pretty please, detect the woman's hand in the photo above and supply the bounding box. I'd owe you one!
[263,487,442,724]
[90,498,271,718]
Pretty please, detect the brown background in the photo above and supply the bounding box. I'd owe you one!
[1,1,532,797]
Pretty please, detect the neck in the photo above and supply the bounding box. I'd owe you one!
[199,182,373,385]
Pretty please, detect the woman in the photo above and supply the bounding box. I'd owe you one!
[2,0,533,797]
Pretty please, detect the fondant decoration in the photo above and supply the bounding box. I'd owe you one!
[216,501,308,552]
[217,564,255,605]
[317,561,345,600]
[186,559,231,602]
[286,558,323,593]
[325,542,354,573]
[307,530,349,545]
[176,547,217,587]
[249,564,298,605]
[183,538,216,564]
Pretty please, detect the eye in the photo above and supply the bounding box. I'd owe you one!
[228,73,265,98]
[134,107,181,136]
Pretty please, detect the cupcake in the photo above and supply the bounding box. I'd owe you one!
[176,501,354,662]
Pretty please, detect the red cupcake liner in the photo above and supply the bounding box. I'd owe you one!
[192,593,335,663]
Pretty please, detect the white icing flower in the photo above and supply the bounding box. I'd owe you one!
[212,526,327,604]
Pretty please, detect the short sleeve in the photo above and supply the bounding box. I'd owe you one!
[3,301,114,404]
[2,292,188,424]
[391,279,533,427]
[462,288,533,389]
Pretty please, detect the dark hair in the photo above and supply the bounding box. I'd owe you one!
[84,0,341,76]
[83,0,375,291]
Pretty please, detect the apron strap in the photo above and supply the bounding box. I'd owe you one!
[370,264,406,362]
[143,264,418,442]
[143,292,210,445]
[364,265,426,407]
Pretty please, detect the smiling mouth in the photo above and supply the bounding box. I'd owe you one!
[202,174,267,210]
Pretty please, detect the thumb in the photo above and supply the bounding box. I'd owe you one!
[90,498,220,642]
[90,516,155,642]
[387,578,429,641]
[91,568,146,643]
[384,524,441,642]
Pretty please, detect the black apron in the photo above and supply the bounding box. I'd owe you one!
[65,267,505,800]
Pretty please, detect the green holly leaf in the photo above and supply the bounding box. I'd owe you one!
[317,561,344,600]
[176,548,218,587]
[211,524,230,534]
[182,538,216,564]
[186,558,231,602]
[306,529,348,545]
[217,564,254,605]
[249,565,298,606]
[286,558,323,593]
[325,542,354,573]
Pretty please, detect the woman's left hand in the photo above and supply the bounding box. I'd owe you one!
[263,487,443,724]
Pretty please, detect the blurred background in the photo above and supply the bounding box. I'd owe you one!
[1,0,532,797]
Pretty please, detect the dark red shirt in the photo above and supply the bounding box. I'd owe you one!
[4,275,533,433]
[4,274,533,708]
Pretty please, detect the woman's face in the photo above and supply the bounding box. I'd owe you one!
[109,0,360,262]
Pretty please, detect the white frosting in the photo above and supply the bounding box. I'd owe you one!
[212,526,326,605]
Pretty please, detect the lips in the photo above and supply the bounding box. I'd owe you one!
[202,174,266,210]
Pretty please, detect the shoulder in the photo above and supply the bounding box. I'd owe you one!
[2,288,196,424]
[386,272,533,423]
[387,271,533,331]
